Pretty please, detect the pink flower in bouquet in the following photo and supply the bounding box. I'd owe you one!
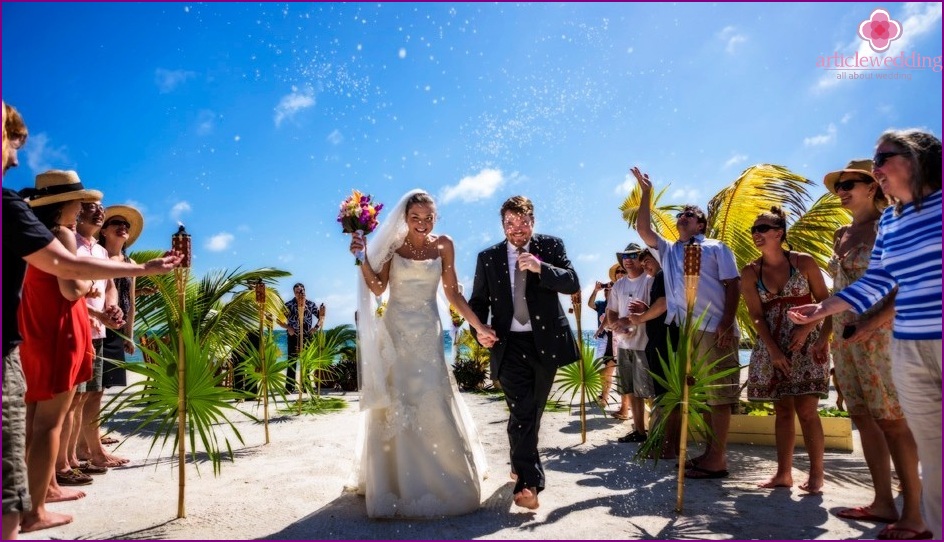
[338,189,384,264]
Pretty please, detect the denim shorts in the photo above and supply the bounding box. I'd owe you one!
[3,347,31,514]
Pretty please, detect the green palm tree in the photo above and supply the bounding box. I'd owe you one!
[553,342,607,443]
[295,324,357,406]
[621,164,851,342]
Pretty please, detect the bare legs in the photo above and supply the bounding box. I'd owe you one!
[21,389,76,533]
[876,418,928,535]
[754,395,824,493]
[77,391,127,467]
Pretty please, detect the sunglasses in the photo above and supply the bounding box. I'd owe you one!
[834,178,872,192]
[82,202,105,212]
[105,220,131,229]
[621,253,640,260]
[676,211,699,219]
[615,270,627,275]
[873,151,905,168]
[749,224,782,234]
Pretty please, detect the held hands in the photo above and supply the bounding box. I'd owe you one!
[630,167,652,193]
[475,325,498,348]
[770,350,792,377]
[810,333,829,364]
[788,323,814,352]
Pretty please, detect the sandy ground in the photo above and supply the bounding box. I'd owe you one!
[19,382,893,541]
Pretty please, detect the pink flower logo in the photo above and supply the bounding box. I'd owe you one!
[858,8,902,53]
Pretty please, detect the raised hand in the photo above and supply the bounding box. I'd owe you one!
[143,250,184,273]
[630,166,652,193]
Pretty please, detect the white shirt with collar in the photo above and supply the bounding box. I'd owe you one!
[656,234,740,334]
[507,240,533,332]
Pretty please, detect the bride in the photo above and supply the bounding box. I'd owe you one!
[348,189,497,518]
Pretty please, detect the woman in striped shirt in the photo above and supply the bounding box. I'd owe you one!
[790,129,941,541]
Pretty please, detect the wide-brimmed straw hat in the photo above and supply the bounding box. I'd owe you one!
[103,204,144,247]
[823,159,876,194]
[26,170,103,207]
[607,263,622,282]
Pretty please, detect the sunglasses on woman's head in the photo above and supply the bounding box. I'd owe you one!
[749,224,782,234]
[873,151,905,168]
[834,178,872,192]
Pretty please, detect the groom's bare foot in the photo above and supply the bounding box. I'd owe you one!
[513,487,540,510]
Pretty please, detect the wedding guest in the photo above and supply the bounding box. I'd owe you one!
[633,167,741,480]
[469,195,581,510]
[278,283,321,393]
[2,102,181,540]
[823,159,927,535]
[605,243,654,442]
[17,172,102,532]
[74,200,129,470]
[98,205,144,391]
[588,264,622,405]
[742,207,830,495]
[791,131,941,540]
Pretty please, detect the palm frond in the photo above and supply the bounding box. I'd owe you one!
[787,193,851,270]
[620,184,681,242]
[553,342,606,413]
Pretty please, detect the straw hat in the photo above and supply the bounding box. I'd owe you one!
[26,170,103,207]
[823,159,876,194]
[607,263,621,282]
[103,204,144,247]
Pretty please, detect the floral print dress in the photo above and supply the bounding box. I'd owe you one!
[747,264,829,401]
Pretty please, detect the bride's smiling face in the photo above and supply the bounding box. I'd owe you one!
[406,203,436,236]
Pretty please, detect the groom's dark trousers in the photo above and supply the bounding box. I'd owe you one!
[500,331,557,494]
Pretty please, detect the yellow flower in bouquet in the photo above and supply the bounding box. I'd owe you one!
[337,189,384,265]
[448,304,465,328]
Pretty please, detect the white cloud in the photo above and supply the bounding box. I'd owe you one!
[196,109,216,135]
[206,232,234,252]
[724,153,748,169]
[170,201,192,221]
[440,168,504,204]
[719,26,747,53]
[274,88,315,127]
[23,133,70,174]
[327,129,344,145]
[670,187,701,201]
[803,123,837,146]
[614,172,636,195]
[840,112,854,124]
[155,68,196,93]
[814,3,941,91]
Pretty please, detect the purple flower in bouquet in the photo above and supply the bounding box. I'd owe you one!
[338,189,384,265]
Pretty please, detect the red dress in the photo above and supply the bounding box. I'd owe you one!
[17,265,93,402]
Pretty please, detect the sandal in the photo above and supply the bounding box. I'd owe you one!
[75,461,109,475]
[610,411,630,420]
[56,469,93,486]
[101,436,119,445]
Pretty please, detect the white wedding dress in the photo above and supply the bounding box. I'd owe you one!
[352,254,487,518]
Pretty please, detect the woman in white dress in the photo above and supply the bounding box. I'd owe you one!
[348,189,497,518]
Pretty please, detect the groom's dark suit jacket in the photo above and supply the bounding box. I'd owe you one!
[469,233,581,380]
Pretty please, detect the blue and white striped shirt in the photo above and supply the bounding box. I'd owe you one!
[836,190,942,340]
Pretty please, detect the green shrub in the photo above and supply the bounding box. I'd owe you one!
[453,357,488,391]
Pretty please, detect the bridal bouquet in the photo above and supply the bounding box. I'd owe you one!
[337,190,384,265]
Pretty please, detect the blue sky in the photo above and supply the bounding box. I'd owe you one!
[3,2,941,330]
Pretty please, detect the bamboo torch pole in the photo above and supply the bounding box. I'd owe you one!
[676,239,701,514]
[172,225,191,519]
[254,280,270,444]
[571,291,587,444]
[296,296,306,414]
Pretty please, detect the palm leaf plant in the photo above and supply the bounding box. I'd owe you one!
[553,341,607,444]
[233,332,292,440]
[102,317,252,475]
[294,324,356,410]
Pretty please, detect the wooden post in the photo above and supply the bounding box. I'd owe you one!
[171,225,191,519]
[571,291,586,444]
[676,240,701,514]
[254,280,269,444]
[296,296,306,414]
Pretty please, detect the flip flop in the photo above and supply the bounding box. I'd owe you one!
[101,436,119,445]
[876,526,934,540]
[684,465,729,479]
[75,462,109,475]
[610,411,630,420]
[835,506,897,523]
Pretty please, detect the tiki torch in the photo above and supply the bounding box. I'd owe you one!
[296,291,306,414]
[570,290,590,443]
[253,280,270,444]
[171,224,191,518]
[676,238,701,513]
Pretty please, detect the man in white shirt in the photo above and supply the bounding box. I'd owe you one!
[632,167,741,480]
[606,243,654,443]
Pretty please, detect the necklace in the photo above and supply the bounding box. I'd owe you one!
[404,236,430,259]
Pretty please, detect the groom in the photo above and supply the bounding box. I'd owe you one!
[469,195,580,510]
